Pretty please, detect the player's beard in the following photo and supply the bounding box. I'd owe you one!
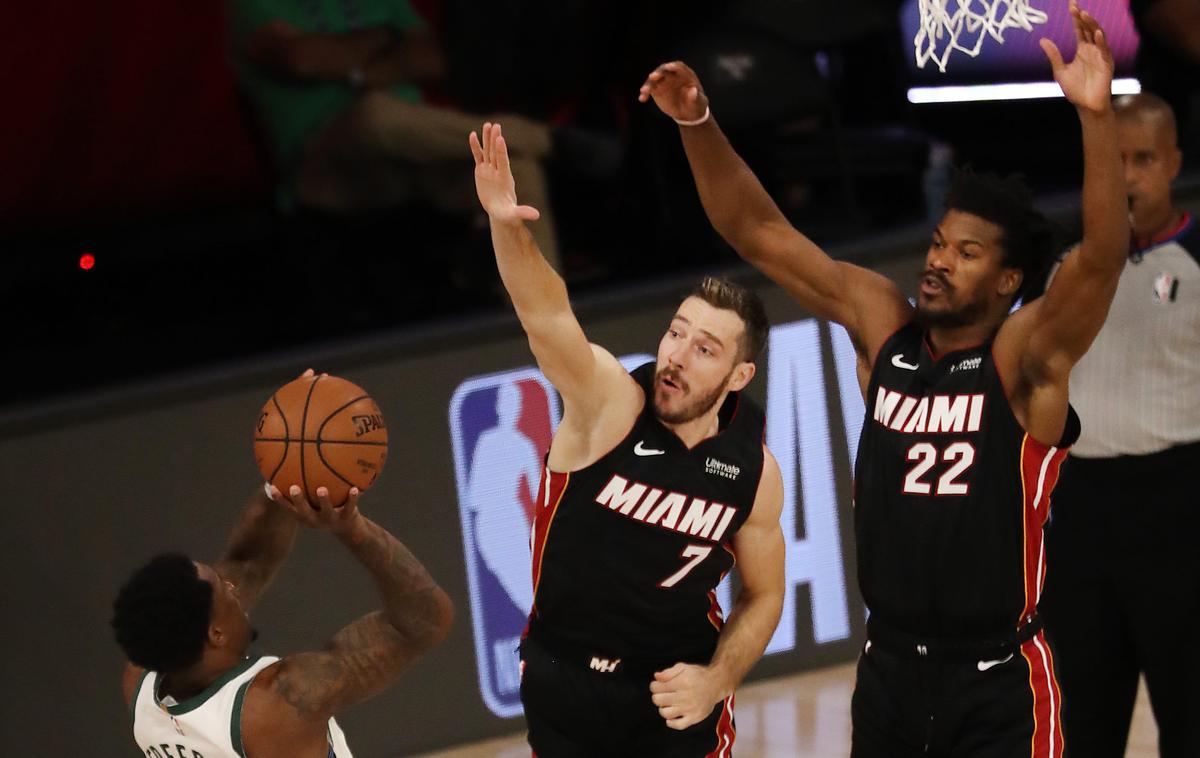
[916,296,989,329]
[915,271,988,329]
[653,366,732,425]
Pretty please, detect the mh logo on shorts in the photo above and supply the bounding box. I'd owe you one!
[449,356,653,718]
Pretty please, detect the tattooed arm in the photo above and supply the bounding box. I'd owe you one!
[242,486,454,755]
[212,485,299,612]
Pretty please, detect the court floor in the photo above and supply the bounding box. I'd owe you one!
[412,662,1159,757]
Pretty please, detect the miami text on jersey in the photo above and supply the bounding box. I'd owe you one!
[593,474,739,542]
[873,389,986,435]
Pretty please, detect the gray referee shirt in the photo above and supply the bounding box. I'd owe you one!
[1048,214,1200,458]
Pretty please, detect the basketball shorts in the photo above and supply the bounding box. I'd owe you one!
[519,635,735,758]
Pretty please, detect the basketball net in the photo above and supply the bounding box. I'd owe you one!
[915,0,1048,73]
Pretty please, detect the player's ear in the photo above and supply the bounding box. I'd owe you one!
[998,268,1023,298]
[728,361,755,392]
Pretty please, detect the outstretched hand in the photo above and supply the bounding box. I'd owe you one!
[638,61,709,123]
[469,122,541,225]
[1040,0,1114,115]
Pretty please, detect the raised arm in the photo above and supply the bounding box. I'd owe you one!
[244,486,453,753]
[470,123,640,423]
[649,449,785,730]
[1000,3,1128,396]
[211,485,298,612]
[639,64,911,362]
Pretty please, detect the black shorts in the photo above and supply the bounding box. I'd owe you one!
[519,636,735,758]
[851,624,1064,758]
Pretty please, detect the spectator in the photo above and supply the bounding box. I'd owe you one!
[228,0,560,266]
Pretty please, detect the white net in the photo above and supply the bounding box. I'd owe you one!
[915,0,1049,73]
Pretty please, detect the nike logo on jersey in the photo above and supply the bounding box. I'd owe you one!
[593,474,738,541]
[634,441,666,456]
[977,653,1013,671]
[891,354,920,371]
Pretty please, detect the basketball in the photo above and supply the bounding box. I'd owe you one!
[253,373,388,507]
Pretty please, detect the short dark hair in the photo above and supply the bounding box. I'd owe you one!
[112,553,212,673]
[689,276,769,362]
[945,169,1060,302]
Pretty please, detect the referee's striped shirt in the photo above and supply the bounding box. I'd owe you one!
[1048,213,1200,458]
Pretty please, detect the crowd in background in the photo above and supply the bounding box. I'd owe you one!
[2,0,1198,407]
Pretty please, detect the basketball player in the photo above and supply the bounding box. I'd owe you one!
[470,123,785,756]
[112,447,454,757]
[641,2,1125,755]
[1040,92,1200,757]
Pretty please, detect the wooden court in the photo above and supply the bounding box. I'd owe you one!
[413,662,1160,757]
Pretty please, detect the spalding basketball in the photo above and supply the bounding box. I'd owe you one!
[254,374,388,507]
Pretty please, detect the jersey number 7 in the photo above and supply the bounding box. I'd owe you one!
[659,544,713,588]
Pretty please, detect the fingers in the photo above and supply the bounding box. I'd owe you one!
[515,205,541,222]
[495,131,511,174]
[1094,27,1112,64]
[300,368,315,379]
[638,61,695,103]
[1079,10,1099,46]
[1039,38,1064,71]
[313,486,334,512]
[657,704,684,721]
[468,130,483,165]
[275,484,319,526]
[1071,0,1086,44]
[654,663,685,681]
[650,690,679,707]
[288,484,317,511]
[486,123,500,170]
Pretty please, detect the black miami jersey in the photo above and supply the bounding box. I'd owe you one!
[854,322,1080,637]
[526,362,765,665]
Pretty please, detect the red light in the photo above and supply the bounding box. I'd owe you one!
[79,253,95,271]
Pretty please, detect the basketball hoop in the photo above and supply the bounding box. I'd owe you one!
[915,0,1048,73]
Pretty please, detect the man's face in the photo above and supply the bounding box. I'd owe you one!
[1118,115,1182,239]
[195,562,254,657]
[654,297,749,425]
[916,210,1019,329]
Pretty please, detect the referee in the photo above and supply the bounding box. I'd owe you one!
[1041,92,1199,758]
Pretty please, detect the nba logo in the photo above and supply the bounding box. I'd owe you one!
[449,367,561,718]
[449,356,654,717]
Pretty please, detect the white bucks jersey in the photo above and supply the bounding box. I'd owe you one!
[131,655,352,758]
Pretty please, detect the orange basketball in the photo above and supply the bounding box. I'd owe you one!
[253,374,388,507]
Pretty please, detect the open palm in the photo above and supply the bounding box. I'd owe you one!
[1040,0,1114,114]
[469,122,540,224]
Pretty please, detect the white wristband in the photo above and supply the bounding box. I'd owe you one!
[673,106,711,127]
